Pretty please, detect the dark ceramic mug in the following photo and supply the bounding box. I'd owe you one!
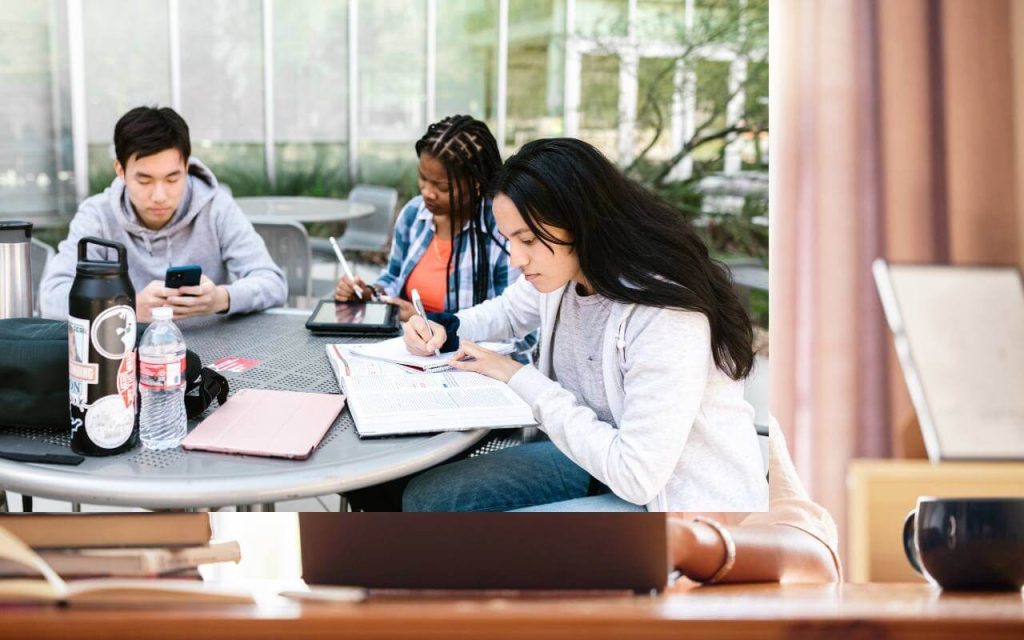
[903,497,1024,590]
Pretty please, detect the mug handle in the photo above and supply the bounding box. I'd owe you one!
[902,510,923,576]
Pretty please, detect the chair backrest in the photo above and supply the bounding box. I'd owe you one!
[29,237,55,316]
[342,184,399,246]
[252,218,312,305]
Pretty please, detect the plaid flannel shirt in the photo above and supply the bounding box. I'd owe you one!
[375,195,520,311]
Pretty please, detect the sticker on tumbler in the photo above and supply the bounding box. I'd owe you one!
[68,316,95,408]
[117,350,137,409]
[90,305,136,360]
[84,394,134,449]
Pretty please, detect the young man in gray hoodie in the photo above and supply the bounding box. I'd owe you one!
[40,106,287,321]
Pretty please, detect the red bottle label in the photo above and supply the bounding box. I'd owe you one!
[139,356,187,390]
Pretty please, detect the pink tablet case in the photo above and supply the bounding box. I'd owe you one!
[181,388,345,460]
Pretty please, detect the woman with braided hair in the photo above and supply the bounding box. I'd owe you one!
[335,115,516,320]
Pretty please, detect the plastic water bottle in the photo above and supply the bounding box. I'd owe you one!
[139,306,187,449]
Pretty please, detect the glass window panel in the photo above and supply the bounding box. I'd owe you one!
[636,0,685,42]
[272,0,348,196]
[578,54,619,160]
[358,1,426,139]
[506,0,564,150]
[179,0,264,182]
[0,1,73,217]
[635,57,676,162]
[691,58,729,170]
[357,139,419,200]
[575,0,627,38]
[82,0,171,194]
[82,0,170,144]
[273,0,347,142]
[436,0,498,128]
[357,1,425,188]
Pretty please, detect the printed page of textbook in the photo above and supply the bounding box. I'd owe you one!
[325,345,537,436]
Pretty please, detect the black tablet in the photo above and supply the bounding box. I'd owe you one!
[305,300,401,336]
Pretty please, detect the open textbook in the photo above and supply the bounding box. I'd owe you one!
[0,527,253,606]
[326,344,537,437]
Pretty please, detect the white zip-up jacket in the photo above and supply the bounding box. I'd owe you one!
[456,275,769,512]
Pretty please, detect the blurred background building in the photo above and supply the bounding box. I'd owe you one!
[1,1,764,211]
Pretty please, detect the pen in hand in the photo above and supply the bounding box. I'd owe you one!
[410,288,441,358]
[329,236,372,301]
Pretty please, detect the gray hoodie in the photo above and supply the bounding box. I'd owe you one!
[40,158,287,320]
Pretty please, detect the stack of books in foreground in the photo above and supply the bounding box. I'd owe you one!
[0,513,238,579]
[0,513,251,606]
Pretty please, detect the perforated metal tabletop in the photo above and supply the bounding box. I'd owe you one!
[0,310,487,509]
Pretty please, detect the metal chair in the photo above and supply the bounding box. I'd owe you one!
[338,184,398,253]
[29,238,55,317]
[253,218,312,306]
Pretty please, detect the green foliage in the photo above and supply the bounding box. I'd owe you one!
[35,224,69,250]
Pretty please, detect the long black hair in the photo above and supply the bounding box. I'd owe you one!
[415,115,505,311]
[490,138,754,380]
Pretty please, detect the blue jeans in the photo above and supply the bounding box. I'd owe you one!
[402,440,645,512]
[512,493,646,512]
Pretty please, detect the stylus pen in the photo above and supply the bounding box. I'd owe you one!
[411,288,441,357]
[329,236,368,300]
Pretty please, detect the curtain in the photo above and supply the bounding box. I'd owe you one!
[771,0,1024,563]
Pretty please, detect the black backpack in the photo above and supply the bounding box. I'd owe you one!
[0,318,227,429]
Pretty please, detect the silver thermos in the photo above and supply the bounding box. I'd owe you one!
[0,221,34,319]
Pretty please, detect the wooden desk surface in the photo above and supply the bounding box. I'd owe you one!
[1,583,1022,639]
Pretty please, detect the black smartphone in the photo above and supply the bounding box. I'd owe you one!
[165,264,202,289]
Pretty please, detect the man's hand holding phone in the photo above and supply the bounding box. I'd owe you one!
[136,266,230,321]
[137,280,173,322]
[166,275,230,318]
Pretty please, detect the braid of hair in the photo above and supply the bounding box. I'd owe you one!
[414,115,504,310]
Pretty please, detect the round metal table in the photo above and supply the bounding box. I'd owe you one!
[0,311,487,510]
[235,196,374,224]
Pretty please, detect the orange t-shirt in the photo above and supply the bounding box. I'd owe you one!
[403,235,452,313]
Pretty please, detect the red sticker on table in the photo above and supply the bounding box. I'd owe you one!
[210,356,261,373]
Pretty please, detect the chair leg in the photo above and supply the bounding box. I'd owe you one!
[338,493,350,512]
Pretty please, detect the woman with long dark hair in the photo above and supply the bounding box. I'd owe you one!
[400,137,767,512]
[335,115,514,318]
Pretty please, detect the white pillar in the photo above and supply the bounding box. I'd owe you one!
[67,0,87,203]
[496,0,509,151]
[168,0,181,111]
[261,0,276,186]
[668,0,697,181]
[425,0,437,127]
[347,0,359,185]
[668,61,695,181]
[563,0,579,137]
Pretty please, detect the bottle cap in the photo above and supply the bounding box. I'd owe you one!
[152,306,173,321]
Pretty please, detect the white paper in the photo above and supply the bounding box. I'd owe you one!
[342,337,514,373]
